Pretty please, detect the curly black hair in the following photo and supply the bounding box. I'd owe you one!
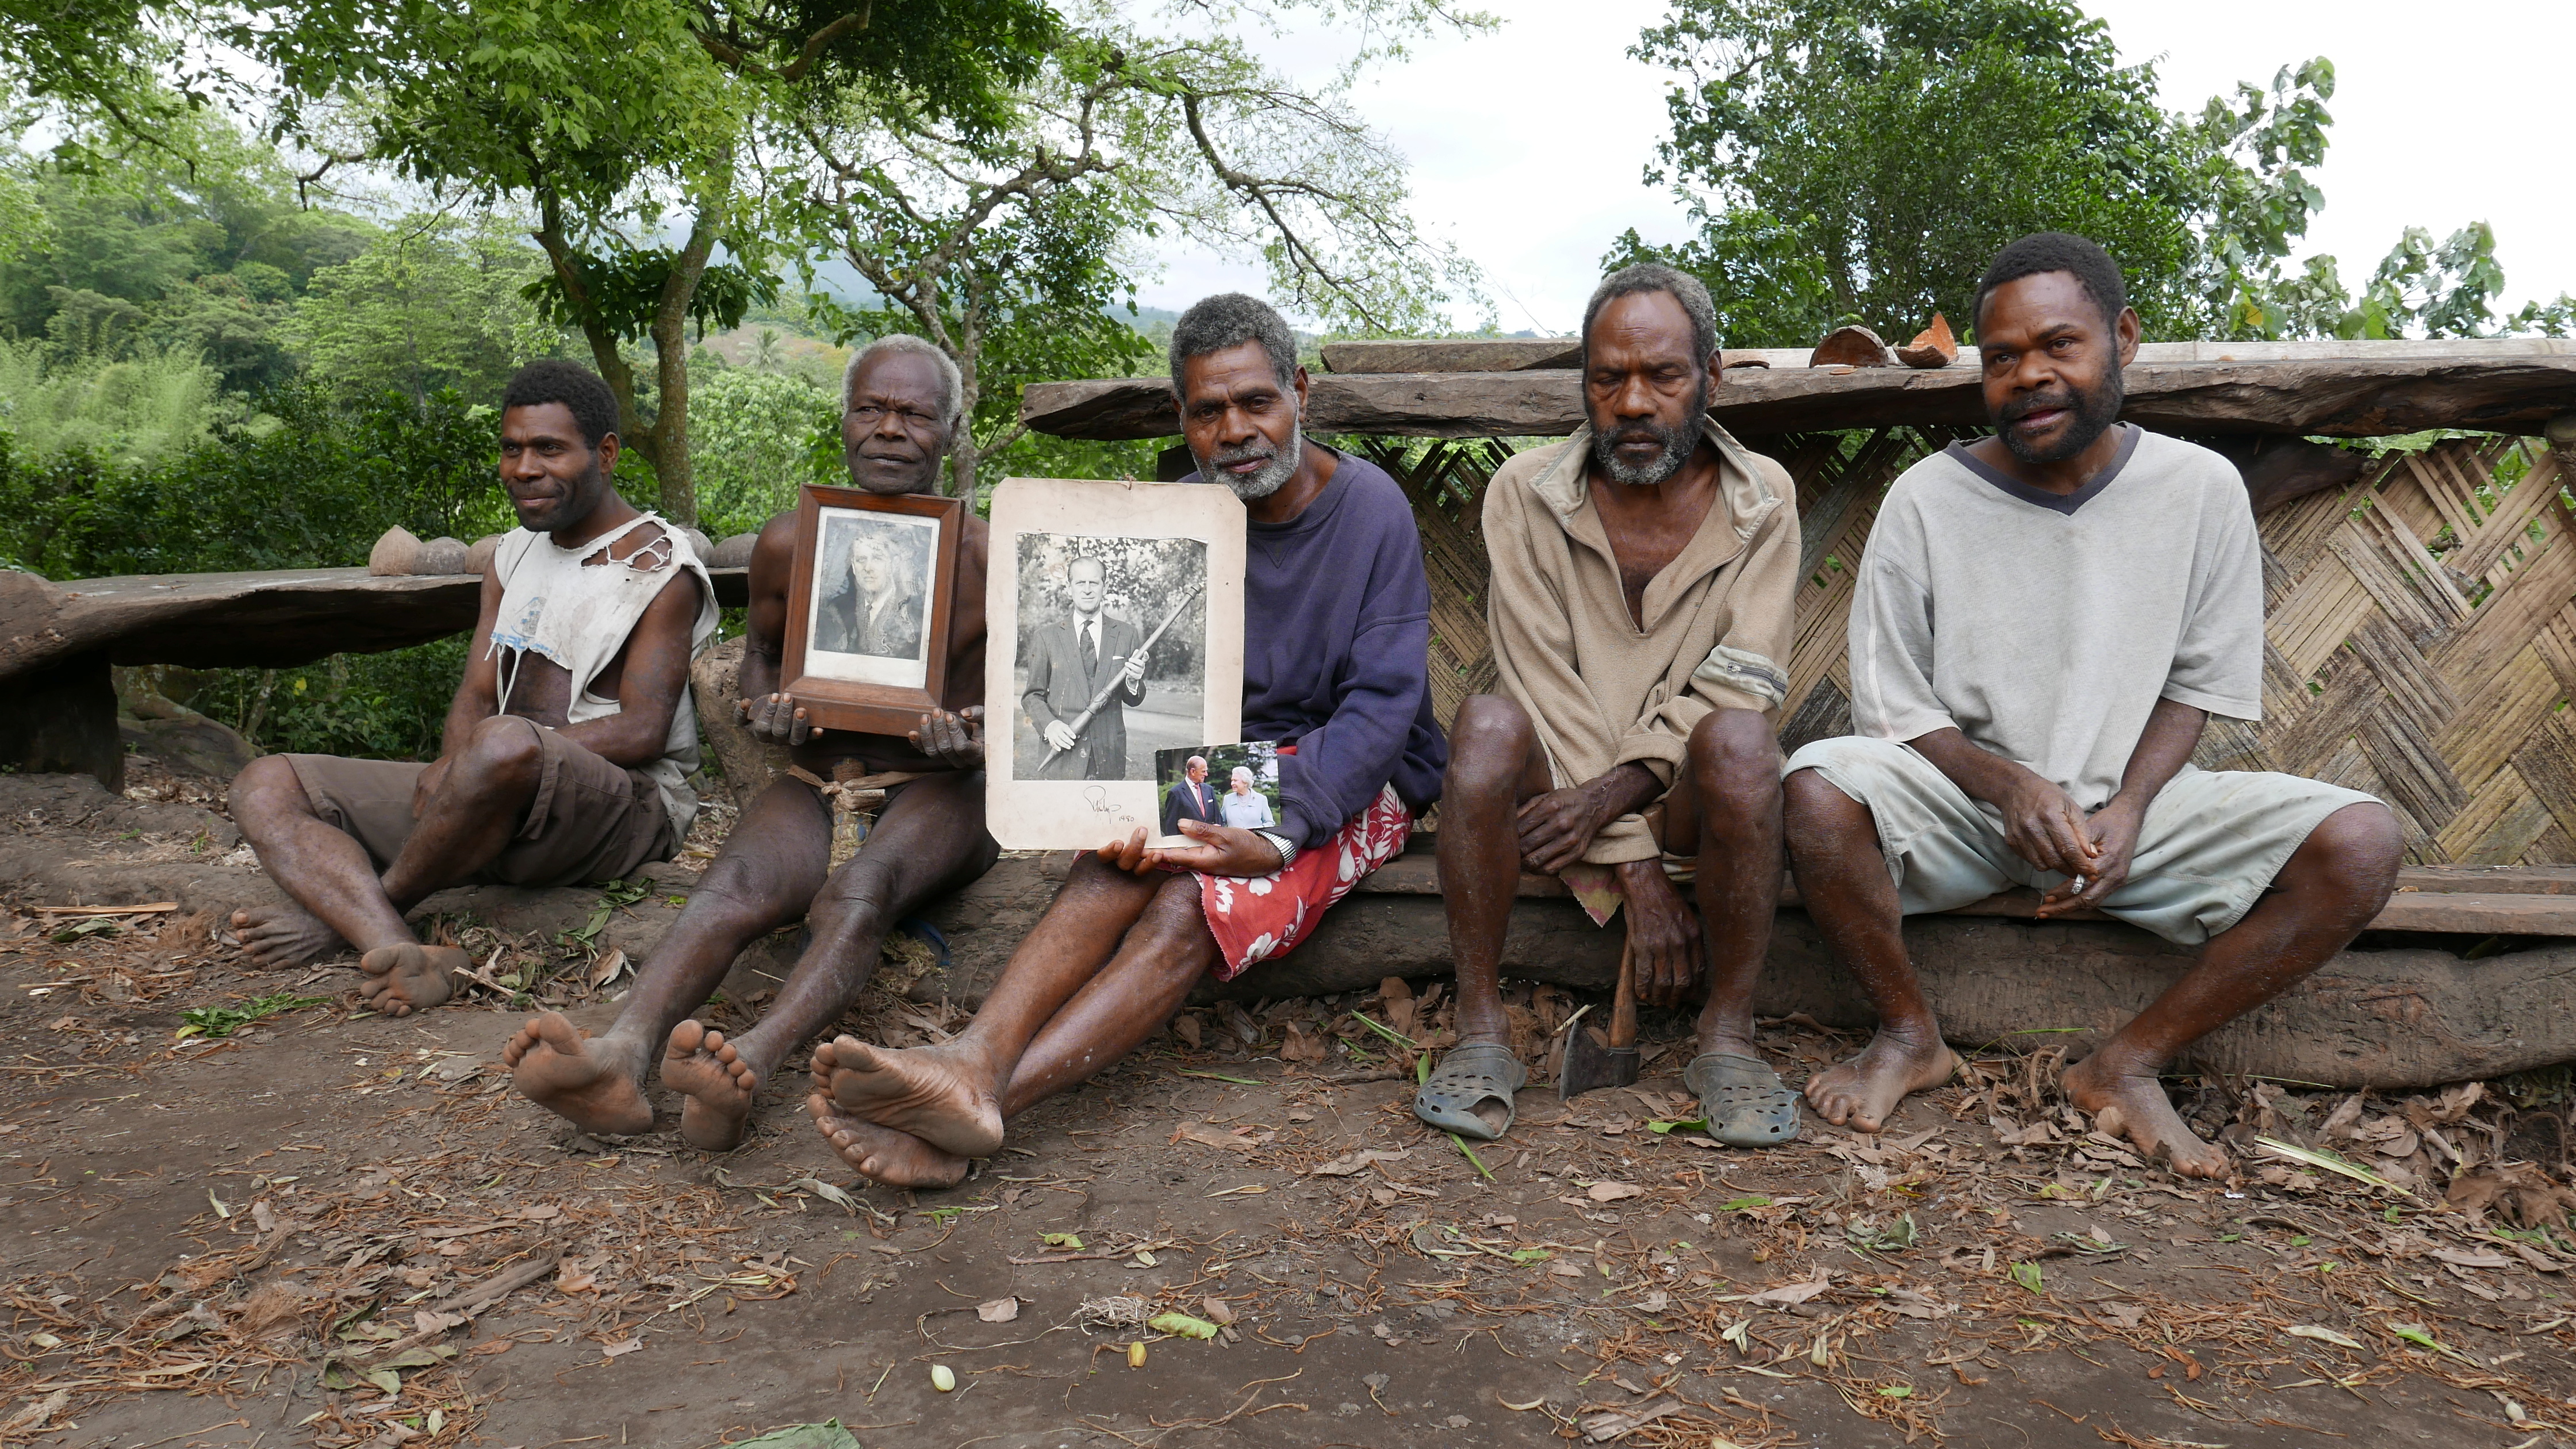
[500,359,620,448]
[1972,232,2129,336]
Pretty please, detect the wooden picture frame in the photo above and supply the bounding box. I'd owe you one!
[985,477,1248,850]
[780,485,966,736]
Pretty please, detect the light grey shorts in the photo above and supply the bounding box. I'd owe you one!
[1782,736,2384,945]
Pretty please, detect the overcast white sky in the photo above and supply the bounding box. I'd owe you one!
[1141,0,2573,335]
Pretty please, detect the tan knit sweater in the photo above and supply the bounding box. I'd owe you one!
[1483,420,1801,864]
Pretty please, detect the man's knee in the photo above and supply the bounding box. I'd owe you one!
[2298,801,2404,903]
[1783,765,1870,845]
[455,715,545,792]
[230,754,306,813]
[1443,695,1534,788]
[1688,709,1780,792]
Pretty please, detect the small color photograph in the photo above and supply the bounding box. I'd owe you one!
[1153,741,1282,838]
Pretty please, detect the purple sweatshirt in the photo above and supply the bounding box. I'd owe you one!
[1186,444,1447,850]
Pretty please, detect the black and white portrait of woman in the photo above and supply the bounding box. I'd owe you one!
[802,507,940,688]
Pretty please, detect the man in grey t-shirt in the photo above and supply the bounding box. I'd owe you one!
[1781,232,2402,1179]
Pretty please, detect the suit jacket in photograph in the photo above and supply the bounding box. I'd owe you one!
[1021,611,1148,780]
[1161,776,1220,835]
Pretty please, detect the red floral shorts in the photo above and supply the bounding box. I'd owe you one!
[1178,783,1413,980]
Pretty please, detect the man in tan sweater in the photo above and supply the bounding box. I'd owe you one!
[1415,263,1803,1147]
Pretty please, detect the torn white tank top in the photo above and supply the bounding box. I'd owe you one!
[488,514,719,839]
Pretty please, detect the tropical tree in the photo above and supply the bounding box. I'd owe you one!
[777,0,1486,496]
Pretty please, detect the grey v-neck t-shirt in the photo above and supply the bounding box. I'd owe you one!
[1845,425,2266,815]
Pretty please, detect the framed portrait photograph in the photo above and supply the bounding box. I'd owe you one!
[779,485,966,735]
[986,478,1247,850]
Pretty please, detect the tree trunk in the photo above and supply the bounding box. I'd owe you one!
[643,202,722,527]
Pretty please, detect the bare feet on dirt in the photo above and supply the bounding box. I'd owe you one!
[807,1090,969,1189]
[1804,1030,1958,1133]
[2064,1052,2230,1178]
[356,942,468,1017]
[663,1019,762,1151]
[231,903,346,969]
[503,1013,657,1136]
[811,1035,1005,1159]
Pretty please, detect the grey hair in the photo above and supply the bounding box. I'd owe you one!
[1581,263,1722,373]
[1168,293,1299,401]
[844,334,965,434]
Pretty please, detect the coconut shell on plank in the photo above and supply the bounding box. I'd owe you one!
[1809,324,1894,368]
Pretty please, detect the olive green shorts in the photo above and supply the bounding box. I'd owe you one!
[283,718,677,888]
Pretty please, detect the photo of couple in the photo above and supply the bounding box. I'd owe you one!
[1155,741,1282,838]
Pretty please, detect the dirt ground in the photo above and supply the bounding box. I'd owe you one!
[5,764,2575,1449]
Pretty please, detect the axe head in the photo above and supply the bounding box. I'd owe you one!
[1557,1022,1639,1101]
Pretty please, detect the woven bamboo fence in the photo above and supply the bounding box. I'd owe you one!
[1355,431,2576,868]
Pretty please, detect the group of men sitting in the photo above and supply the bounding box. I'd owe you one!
[227,232,2402,1186]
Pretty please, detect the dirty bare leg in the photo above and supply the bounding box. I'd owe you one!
[815,873,1216,1186]
[1784,767,1956,1132]
[228,756,401,968]
[1438,696,1556,1065]
[666,771,996,1150]
[509,773,831,1137]
[355,716,556,1015]
[808,858,1176,1168]
[2064,803,2399,1178]
[1680,710,1783,1061]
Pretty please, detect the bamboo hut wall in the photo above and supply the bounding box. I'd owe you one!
[1353,432,2576,868]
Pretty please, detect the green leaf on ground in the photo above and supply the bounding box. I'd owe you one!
[1351,1012,1417,1048]
[1041,1233,1083,1249]
[177,992,329,1040]
[1648,1118,1710,1134]
[2008,1262,2045,1295]
[1148,1312,1220,1339]
[1713,1196,1771,1212]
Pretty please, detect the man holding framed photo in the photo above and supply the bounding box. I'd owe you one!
[804,293,1447,1187]
[503,335,996,1151]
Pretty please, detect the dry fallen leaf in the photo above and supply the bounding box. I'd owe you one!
[1586,1181,1643,1203]
[977,1297,1019,1323]
[589,947,628,988]
[600,1336,644,1358]
[1745,1268,1833,1306]
[1171,1122,1266,1152]
[1200,1296,1235,1325]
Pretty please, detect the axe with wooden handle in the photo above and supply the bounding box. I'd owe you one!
[1557,937,1639,1101]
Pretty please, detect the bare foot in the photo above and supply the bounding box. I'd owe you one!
[356,943,469,1017]
[231,903,346,969]
[1803,1030,1958,1133]
[2064,1053,2230,1179]
[664,1019,763,1151]
[808,1091,968,1189]
[502,1013,656,1136]
[810,1035,1004,1160]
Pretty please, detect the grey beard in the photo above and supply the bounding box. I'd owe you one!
[1589,378,1707,486]
[1204,429,1302,500]
[1590,415,1697,486]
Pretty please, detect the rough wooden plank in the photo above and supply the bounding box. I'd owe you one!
[0,564,752,682]
[1022,355,2576,441]
[1317,336,2576,375]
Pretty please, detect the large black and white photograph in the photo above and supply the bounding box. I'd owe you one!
[1011,532,1206,781]
[984,477,1247,850]
[799,505,941,688]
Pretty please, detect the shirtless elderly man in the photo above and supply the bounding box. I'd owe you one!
[229,361,715,1014]
[1419,263,1803,1148]
[804,293,1447,1187]
[1785,233,2402,1175]
[504,335,993,1148]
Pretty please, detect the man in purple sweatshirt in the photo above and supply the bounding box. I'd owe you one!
[803,293,1447,1187]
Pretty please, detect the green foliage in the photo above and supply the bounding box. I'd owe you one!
[1628,0,2206,344]
[0,383,507,578]
[689,364,840,538]
[0,337,228,466]
[196,637,473,761]
[280,214,566,405]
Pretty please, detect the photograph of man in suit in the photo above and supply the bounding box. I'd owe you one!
[1021,555,1148,779]
[1162,754,1218,835]
[815,527,927,660]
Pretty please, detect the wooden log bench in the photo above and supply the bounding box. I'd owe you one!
[892,847,2576,1091]
[0,564,750,789]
